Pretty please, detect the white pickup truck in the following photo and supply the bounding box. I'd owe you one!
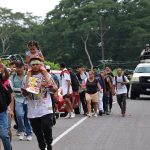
[130,63,150,99]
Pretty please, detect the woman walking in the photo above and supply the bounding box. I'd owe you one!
[85,71,103,117]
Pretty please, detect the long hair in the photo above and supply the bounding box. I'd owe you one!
[1,67,10,82]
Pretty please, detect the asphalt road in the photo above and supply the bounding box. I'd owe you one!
[2,97,150,150]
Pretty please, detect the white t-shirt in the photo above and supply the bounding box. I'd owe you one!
[79,72,89,93]
[61,68,72,96]
[113,75,129,95]
[22,74,53,119]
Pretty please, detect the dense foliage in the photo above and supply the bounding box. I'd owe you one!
[0,0,150,68]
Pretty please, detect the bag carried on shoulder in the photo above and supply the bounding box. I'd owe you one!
[0,81,12,112]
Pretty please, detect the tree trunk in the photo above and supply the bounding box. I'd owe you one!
[81,34,93,70]
[2,39,6,53]
[1,37,9,54]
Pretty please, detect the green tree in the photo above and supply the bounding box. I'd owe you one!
[44,0,119,67]
[1,0,150,69]
[44,60,60,70]
[0,7,41,54]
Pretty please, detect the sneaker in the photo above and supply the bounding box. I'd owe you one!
[87,113,92,117]
[19,132,25,141]
[106,112,110,115]
[14,124,18,130]
[16,131,21,136]
[99,111,103,116]
[103,111,106,114]
[64,113,70,119]
[83,112,87,116]
[70,112,75,118]
[122,113,126,117]
[93,113,98,117]
[55,111,60,119]
[26,135,32,141]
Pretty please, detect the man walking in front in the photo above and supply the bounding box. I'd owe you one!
[22,58,54,150]
[113,68,129,117]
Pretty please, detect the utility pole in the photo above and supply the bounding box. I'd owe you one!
[100,18,105,61]
[97,16,110,63]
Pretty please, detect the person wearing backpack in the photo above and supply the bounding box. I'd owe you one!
[68,68,79,93]
[102,70,115,115]
[46,65,59,122]
[10,61,32,141]
[60,63,75,119]
[105,67,114,112]
[68,68,80,114]
[0,63,14,150]
[113,68,129,117]
[76,64,88,115]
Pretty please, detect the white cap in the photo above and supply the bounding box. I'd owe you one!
[45,65,50,70]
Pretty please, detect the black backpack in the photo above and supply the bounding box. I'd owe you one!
[61,70,80,92]
[76,72,88,82]
[70,72,80,92]
[115,75,126,90]
[0,82,12,112]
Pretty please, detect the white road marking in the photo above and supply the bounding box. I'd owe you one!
[52,117,88,146]
[52,100,117,146]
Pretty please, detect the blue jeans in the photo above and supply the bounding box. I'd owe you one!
[15,101,32,136]
[98,91,103,111]
[103,93,110,113]
[0,111,12,150]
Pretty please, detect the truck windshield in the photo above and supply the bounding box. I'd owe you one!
[135,66,150,73]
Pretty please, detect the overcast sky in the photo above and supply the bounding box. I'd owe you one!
[0,0,61,17]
